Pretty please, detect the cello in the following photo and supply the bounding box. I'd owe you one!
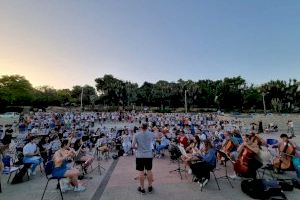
[234,134,257,176]
[217,139,235,161]
[273,141,295,170]
[234,145,256,175]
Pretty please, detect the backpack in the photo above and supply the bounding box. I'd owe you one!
[11,163,31,184]
[169,144,182,160]
[118,149,124,157]
[241,179,287,200]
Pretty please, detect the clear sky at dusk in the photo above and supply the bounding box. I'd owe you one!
[1,0,300,89]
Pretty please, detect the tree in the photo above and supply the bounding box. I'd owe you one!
[95,75,125,106]
[136,82,154,107]
[0,75,34,106]
[71,85,97,106]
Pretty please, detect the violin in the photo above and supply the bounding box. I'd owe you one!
[273,141,295,170]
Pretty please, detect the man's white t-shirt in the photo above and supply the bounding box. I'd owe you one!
[23,142,37,155]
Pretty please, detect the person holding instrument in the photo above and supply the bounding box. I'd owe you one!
[52,140,86,192]
[272,133,296,172]
[190,140,216,187]
[23,136,43,176]
[233,133,261,179]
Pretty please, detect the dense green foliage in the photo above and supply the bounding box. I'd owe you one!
[0,74,299,112]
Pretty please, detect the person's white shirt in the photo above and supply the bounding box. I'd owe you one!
[288,121,294,128]
[23,142,37,156]
[31,127,39,135]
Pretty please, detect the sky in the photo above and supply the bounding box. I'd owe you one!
[0,0,300,89]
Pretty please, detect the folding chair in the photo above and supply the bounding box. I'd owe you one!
[41,160,65,200]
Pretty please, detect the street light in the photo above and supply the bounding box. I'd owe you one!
[262,92,266,115]
[80,87,83,112]
[184,90,187,114]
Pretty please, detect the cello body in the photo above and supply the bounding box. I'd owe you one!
[234,146,255,175]
[217,139,235,161]
[273,142,295,170]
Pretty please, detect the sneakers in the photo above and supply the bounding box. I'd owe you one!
[138,187,146,194]
[148,186,153,193]
[74,185,86,192]
[199,179,208,188]
[27,169,32,176]
[61,184,75,192]
[229,174,240,179]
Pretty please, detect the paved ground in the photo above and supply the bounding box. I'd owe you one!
[98,153,300,200]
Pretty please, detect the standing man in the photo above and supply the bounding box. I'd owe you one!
[132,123,155,194]
[287,120,295,138]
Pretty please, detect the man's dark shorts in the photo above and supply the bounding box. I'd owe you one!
[136,158,153,171]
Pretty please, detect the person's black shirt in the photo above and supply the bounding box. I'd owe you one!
[2,128,13,145]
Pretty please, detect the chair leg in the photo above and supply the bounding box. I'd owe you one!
[57,179,64,200]
[7,172,12,183]
[212,172,221,190]
[41,179,50,200]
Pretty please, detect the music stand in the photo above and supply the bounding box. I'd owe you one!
[91,149,106,175]
[217,150,234,188]
[169,145,186,179]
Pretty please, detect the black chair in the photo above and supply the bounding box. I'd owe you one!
[41,160,65,200]
[199,166,221,191]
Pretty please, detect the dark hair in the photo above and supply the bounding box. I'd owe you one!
[194,135,201,145]
[280,133,288,139]
[142,123,148,130]
[61,139,69,148]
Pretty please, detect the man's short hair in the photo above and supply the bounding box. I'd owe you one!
[280,133,288,139]
[142,123,148,130]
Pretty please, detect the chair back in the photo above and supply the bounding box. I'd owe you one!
[44,160,54,176]
[266,139,278,146]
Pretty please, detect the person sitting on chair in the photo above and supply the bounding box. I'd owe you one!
[181,135,203,173]
[96,134,110,155]
[177,130,189,148]
[23,136,43,176]
[73,139,94,173]
[52,140,86,192]
[155,132,170,158]
[190,140,216,187]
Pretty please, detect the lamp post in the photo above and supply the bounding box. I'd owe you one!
[262,92,266,115]
[80,87,83,112]
[184,90,187,114]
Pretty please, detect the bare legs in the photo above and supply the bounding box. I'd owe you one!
[138,170,153,189]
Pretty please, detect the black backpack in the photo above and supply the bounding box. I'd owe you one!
[169,145,182,160]
[241,179,287,200]
[11,163,31,184]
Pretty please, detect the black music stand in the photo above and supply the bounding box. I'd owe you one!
[169,145,186,179]
[217,150,234,188]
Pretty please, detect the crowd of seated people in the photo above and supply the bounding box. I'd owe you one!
[1,110,300,195]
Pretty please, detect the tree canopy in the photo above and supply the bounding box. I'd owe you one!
[0,74,299,113]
